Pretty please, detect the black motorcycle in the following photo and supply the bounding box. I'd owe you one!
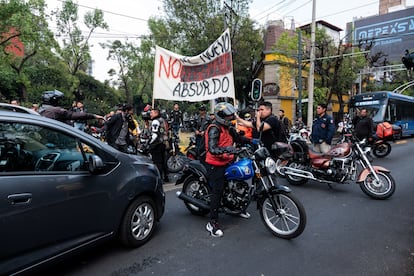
[166,131,186,173]
[184,135,198,160]
[176,141,306,239]
[336,122,392,158]
[371,137,392,158]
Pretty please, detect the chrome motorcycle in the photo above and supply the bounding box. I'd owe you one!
[176,142,306,239]
[279,136,396,199]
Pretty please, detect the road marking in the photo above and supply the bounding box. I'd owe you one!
[395,140,407,145]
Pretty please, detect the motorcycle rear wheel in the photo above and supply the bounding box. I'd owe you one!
[182,176,210,216]
[372,142,391,158]
[167,153,186,173]
[260,191,306,239]
[360,171,395,199]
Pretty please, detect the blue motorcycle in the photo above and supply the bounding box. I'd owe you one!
[176,142,306,239]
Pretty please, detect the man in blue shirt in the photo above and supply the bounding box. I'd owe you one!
[310,103,335,153]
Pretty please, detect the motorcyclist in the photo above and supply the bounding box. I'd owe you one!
[149,107,169,183]
[352,108,374,142]
[194,104,211,159]
[205,102,250,238]
[39,90,104,124]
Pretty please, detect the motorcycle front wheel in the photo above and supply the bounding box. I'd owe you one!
[167,153,186,173]
[260,191,306,239]
[182,175,211,216]
[372,142,391,158]
[360,171,396,199]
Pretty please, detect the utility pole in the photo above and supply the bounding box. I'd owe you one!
[297,29,303,120]
[307,0,316,128]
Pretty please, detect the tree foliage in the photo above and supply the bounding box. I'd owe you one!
[55,0,108,76]
[275,28,368,118]
[101,38,154,107]
[0,0,56,101]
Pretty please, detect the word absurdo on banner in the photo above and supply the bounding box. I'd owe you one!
[153,29,235,102]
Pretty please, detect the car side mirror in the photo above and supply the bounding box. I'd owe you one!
[88,155,104,174]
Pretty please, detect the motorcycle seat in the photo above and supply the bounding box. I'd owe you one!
[308,149,328,159]
[189,160,208,175]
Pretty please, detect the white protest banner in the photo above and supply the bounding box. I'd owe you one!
[153,29,235,102]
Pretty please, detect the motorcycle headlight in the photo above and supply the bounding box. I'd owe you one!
[265,157,277,174]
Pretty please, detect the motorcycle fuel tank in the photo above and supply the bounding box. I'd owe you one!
[225,158,254,180]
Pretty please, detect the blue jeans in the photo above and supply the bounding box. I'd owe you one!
[74,122,85,131]
[172,123,180,136]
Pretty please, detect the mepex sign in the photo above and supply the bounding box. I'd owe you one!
[355,17,414,41]
[353,7,414,62]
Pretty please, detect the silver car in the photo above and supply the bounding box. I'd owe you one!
[0,111,165,275]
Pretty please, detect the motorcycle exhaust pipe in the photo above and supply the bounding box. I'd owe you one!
[176,191,210,210]
[282,167,315,180]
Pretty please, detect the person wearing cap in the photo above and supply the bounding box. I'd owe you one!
[194,104,211,159]
[236,112,253,140]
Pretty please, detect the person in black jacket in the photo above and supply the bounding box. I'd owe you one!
[39,90,104,124]
[149,107,169,182]
[310,103,335,153]
[352,108,374,142]
[169,103,183,136]
[194,105,211,158]
[105,104,136,153]
[236,101,283,150]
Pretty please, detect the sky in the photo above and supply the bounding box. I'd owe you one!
[45,0,414,82]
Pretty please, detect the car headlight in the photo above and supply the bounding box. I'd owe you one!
[265,157,276,174]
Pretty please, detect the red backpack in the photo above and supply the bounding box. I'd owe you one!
[376,122,393,139]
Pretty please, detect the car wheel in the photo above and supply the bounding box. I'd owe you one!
[119,196,157,247]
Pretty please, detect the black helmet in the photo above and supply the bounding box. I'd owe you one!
[214,102,236,126]
[42,90,64,106]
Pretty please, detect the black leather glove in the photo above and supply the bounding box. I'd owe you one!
[224,146,238,154]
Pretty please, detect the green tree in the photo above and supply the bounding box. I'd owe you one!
[55,0,108,76]
[101,38,154,106]
[275,28,367,119]
[0,0,56,101]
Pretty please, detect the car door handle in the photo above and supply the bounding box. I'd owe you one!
[7,193,32,205]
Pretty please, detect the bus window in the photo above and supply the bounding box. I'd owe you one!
[387,103,397,122]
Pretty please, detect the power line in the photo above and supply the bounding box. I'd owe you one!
[254,0,298,22]
[318,1,378,22]
[282,0,312,19]
[251,0,286,19]
[56,0,149,22]
[302,1,378,24]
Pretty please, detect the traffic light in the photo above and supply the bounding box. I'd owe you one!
[251,78,262,101]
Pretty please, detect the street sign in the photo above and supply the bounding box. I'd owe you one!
[251,78,262,101]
